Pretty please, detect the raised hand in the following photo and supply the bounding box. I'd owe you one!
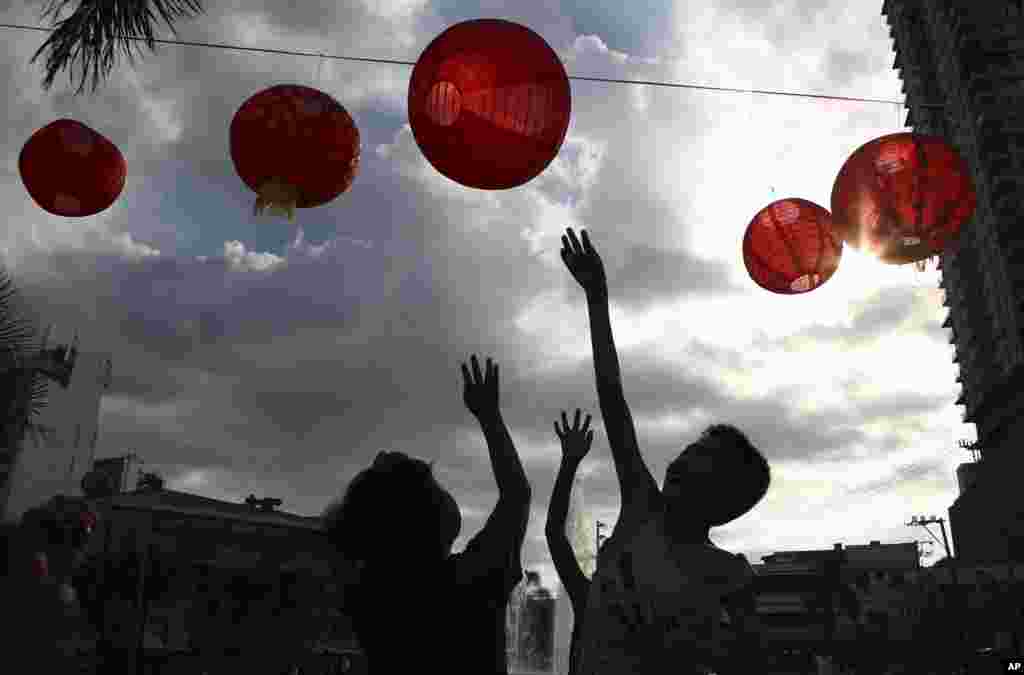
[560,227,608,300]
[461,354,499,421]
[554,408,593,466]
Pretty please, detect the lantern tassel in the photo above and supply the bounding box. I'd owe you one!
[254,177,300,222]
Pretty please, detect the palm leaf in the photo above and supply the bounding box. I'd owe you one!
[0,273,36,357]
[0,267,48,443]
[30,0,205,94]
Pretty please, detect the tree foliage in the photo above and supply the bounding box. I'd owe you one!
[31,0,205,94]
[0,267,48,449]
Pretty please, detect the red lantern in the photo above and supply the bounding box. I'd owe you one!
[31,552,49,579]
[831,133,976,265]
[230,85,360,221]
[743,199,843,294]
[408,19,572,190]
[19,119,126,217]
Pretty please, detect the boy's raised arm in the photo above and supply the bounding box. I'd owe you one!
[545,409,593,614]
[561,228,659,522]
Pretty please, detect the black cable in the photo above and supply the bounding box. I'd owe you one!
[0,21,947,108]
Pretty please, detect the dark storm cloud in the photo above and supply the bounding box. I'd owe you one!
[613,243,739,308]
[853,391,954,422]
[850,458,949,498]
[823,46,880,90]
[765,286,946,351]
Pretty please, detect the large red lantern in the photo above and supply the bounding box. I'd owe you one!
[19,119,126,217]
[230,85,360,221]
[743,199,843,294]
[408,19,572,190]
[831,133,976,265]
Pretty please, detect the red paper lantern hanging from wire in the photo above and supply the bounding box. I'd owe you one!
[831,133,976,265]
[19,119,126,217]
[408,19,572,190]
[743,198,843,294]
[230,84,360,221]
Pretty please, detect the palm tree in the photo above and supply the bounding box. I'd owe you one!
[30,0,205,94]
[0,266,55,519]
[0,267,50,436]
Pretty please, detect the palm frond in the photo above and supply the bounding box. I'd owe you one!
[0,266,49,439]
[30,0,205,94]
[0,273,36,357]
[26,373,50,422]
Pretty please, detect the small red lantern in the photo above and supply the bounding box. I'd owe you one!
[743,199,843,294]
[230,85,360,221]
[31,552,49,579]
[79,510,97,534]
[408,19,572,190]
[19,119,126,217]
[831,133,976,265]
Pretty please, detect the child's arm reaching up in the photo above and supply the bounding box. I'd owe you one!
[545,409,594,617]
[561,228,660,528]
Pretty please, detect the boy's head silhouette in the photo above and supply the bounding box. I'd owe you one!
[322,451,462,571]
[662,424,770,542]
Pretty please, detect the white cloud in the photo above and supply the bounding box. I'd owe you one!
[222,240,285,272]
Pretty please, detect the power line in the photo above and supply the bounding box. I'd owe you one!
[0,21,946,109]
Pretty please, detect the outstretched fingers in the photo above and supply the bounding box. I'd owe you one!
[580,229,595,255]
[470,354,483,384]
[566,228,583,256]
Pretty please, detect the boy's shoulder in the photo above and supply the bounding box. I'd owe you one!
[704,546,754,592]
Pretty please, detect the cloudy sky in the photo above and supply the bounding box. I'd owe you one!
[1,0,970,590]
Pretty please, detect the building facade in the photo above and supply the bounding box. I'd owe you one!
[752,540,922,652]
[75,476,363,675]
[881,0,1024,563]
[3,352,111,521]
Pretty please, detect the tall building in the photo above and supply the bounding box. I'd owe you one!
[3,351,111,520]
[881,0,1024,563]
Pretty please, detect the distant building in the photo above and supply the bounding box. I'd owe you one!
[3,352,111,521]
[77,470,360,674]
[842,540,919,578]
[753,540,921,652]
[552,582,573,675]
[881,1,1024,563]
[506,570,556,672]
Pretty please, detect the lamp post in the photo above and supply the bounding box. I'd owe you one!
[595,520,607,553]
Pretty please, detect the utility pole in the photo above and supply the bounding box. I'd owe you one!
[596,520,608,553]
[908,514,963,662]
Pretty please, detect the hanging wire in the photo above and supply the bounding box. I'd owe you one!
[0,21,948,109]
[3,20,955,275]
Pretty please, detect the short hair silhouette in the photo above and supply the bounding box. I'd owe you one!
[670,424,771,527]
[322,451,461,568]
